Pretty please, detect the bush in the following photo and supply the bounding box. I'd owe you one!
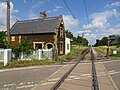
[110,48,120,57]
[12,39,34,59]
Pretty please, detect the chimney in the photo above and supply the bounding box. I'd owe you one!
[40,11,47,19]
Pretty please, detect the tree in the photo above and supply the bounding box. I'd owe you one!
[65,30,73,39]
[116,36,120,48]
[94,37,108,46]
[12,39,34,59]
[0,31,7,48]
[65,30,88,46]
[100,37,108,45]
[82,38,88,46]
[76,35,82,45]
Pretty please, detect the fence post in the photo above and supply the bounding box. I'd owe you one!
[38,49,41,60]
[4,49,12,66]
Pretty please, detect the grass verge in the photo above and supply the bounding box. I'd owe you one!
[0,62,4,69]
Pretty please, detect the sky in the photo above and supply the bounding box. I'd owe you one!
[0,0,120,45]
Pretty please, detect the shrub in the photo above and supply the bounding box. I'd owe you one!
[110,48,120,57]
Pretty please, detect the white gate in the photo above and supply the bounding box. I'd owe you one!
[20,49,53,60]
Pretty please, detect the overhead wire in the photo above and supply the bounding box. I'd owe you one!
[62,0,83,30]
[84,0,89,25]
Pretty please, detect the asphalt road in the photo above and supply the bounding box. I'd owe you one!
[103,61,120,90]
[0,65,62,90]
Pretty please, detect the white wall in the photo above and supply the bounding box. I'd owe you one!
[65,37,71,55]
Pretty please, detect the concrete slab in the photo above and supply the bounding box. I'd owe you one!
[31,62,117,90]
[59,82,92,90]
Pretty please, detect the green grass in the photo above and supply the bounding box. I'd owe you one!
[110,56,120,60]
[94,46,120,60]
[0,62,4,69]
[6,59,56,68]
[57,46,88,62]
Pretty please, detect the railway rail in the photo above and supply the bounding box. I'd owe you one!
[91,48,99,90]
[50,48,90,90]
[50,47,99,90]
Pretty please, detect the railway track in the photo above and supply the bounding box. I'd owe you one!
[50,47,99,90]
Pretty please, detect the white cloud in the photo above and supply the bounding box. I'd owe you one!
[55,5,63,9]
[105,1,120,8]
[83,9,119,31]
[28,12,38,19]
[82,8,120,45]
[63,15,79,30]
[0,1,19,31]
[84,33,97,45]
[32,0,50,8]
[47,5,63,13]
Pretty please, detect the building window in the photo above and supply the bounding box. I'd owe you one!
[46,43,54,49]
[60,27,63,37]
[33,42,44,49]
[35,43,42,49]
[67,44,69,50]
[11,36,15,41]
[60,42,63,54]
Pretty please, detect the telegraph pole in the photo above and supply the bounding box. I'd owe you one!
[107,36,110,59]
[7,0,10,45]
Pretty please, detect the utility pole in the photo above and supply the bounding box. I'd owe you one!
[107,36,110,59]
[7,0,10,46]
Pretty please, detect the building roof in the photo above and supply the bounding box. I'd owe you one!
[10,16,60,35]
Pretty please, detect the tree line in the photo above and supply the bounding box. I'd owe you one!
[65,30,88,46]
[94,36,120,47]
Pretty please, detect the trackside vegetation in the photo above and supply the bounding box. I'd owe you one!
[0,46,87,69]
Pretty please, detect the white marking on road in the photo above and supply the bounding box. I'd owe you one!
[0,65,63,72]
[109,71,120,75]
[103,60,120,64]
[7,83,15,86]
[28,82,31,84]
[19,83,23,85]
[16,84,34,89]
[108,70,116,73]
[101,62,119,90]
[48,78,60,82]
[42,82,56,85]
[81,74,91,76]
[31,64,70,90]
[4,85,7,87]
[68,75,77,78]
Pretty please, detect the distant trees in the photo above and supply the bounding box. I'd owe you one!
[65,30,73,39]
[116,37,120,47]
[65,30,88,46]
[94,37,108,46]
[0,31,7,48]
